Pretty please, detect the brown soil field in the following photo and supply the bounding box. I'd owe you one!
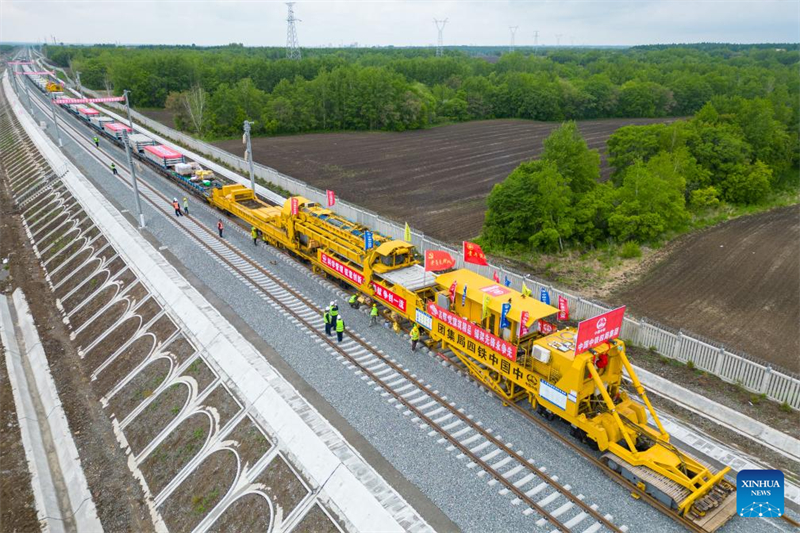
[138,108,176,129]
[612,205,800,373]
[213,118,672,242]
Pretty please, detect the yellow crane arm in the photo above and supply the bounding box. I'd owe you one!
[615,342,669,440]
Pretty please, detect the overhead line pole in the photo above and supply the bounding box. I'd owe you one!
[49,91,63,147]
[122,130,145,228]
[243,120,256,192]
[123,89,134,131]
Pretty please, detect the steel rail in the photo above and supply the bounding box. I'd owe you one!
[24,87,625,533]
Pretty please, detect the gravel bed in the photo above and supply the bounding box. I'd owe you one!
[28,99,771,533]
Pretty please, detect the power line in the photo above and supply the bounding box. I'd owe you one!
[533,30,539,54]
[434,18,448,57]
[509,26,518,52]
[286,2,301,60]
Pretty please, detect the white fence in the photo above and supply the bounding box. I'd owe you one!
[78,86,800,411]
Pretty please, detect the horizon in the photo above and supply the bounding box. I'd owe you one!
[2,0,798,48]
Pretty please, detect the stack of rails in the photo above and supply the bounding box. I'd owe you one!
[25,72,231,201]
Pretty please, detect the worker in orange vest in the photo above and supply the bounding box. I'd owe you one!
[172,198,182,217]
[217,219,223,238]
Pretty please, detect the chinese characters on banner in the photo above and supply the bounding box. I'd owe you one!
[364,230,374,250]
[427,303,517,361]
[519,310,530,337]
[326,190,336,207]
[290,197,299,216]
[539,287,551,305]
[558,295,569,321]
[574,306,626,354]
[463,241,488,266]
[449,280,458,303]
[480,284,510,297]
[500,303,511,329]
[372,283,407,313]
[319,252,365,285]
[538,320,556,335]
[424,250,455,272]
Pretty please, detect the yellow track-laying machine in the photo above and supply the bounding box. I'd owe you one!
[209,185,738,531]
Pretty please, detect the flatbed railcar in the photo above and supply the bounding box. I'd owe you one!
[32,73,737,531]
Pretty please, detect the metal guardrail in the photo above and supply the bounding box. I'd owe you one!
[78,85,800,410]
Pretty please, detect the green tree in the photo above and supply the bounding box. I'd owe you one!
[541,121,600,194]
[483,161,574,251]
[719,161,772,204]
[608,159,688,242]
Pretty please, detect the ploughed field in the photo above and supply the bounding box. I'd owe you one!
[213,118,670,242]
[612,205,800,373]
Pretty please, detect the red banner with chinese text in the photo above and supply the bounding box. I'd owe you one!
[425,250,455,272]
[427,302,517,361]
[574,306,626,354]
[326,190,335,207]
[463,241,488,266]
[372,282,407,313]
[290,197,299,216]
[319,252,364,286]
[558,295,569,321]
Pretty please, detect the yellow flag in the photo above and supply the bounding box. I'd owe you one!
[522,282,532,298]
[482,294,491,320]
[404,222,411,242]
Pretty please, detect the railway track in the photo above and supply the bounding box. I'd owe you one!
[29,72,798,532]
[20,74,628,533]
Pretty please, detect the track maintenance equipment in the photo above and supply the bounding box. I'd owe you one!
[206,187,737,531]
[35,72,738,530]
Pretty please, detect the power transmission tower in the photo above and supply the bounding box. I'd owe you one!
[509,26,518,52]
[286,2,301,60]
[434,19,448,57]
[555,34,563,47]
[533,30,539,54]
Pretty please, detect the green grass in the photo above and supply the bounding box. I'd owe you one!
[619,241,642,259]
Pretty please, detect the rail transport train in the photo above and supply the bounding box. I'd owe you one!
[29,72,737,532]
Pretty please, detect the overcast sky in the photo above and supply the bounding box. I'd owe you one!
[2,0,798,48]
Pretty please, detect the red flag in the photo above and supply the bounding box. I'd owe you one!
[463,241,488,266]
[538,319,557,335]
[290,197,299,216]
[519,310,530,337]
[326,190,336,207]
[493,271,500,283]
[558,295,569,321]
[425,250,455,272]
[448,280,458,303]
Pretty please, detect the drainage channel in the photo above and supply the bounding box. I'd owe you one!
[25,81,627,533]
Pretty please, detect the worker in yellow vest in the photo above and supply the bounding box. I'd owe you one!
[369,304,379,327]
[410,324,420,352]
[323,308,332,336]
[348,294,359,309]
[335,316,345,342]
[251,226,258,246]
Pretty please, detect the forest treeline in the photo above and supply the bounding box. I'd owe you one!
[481,95,799,253]
[44,44,799,138]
